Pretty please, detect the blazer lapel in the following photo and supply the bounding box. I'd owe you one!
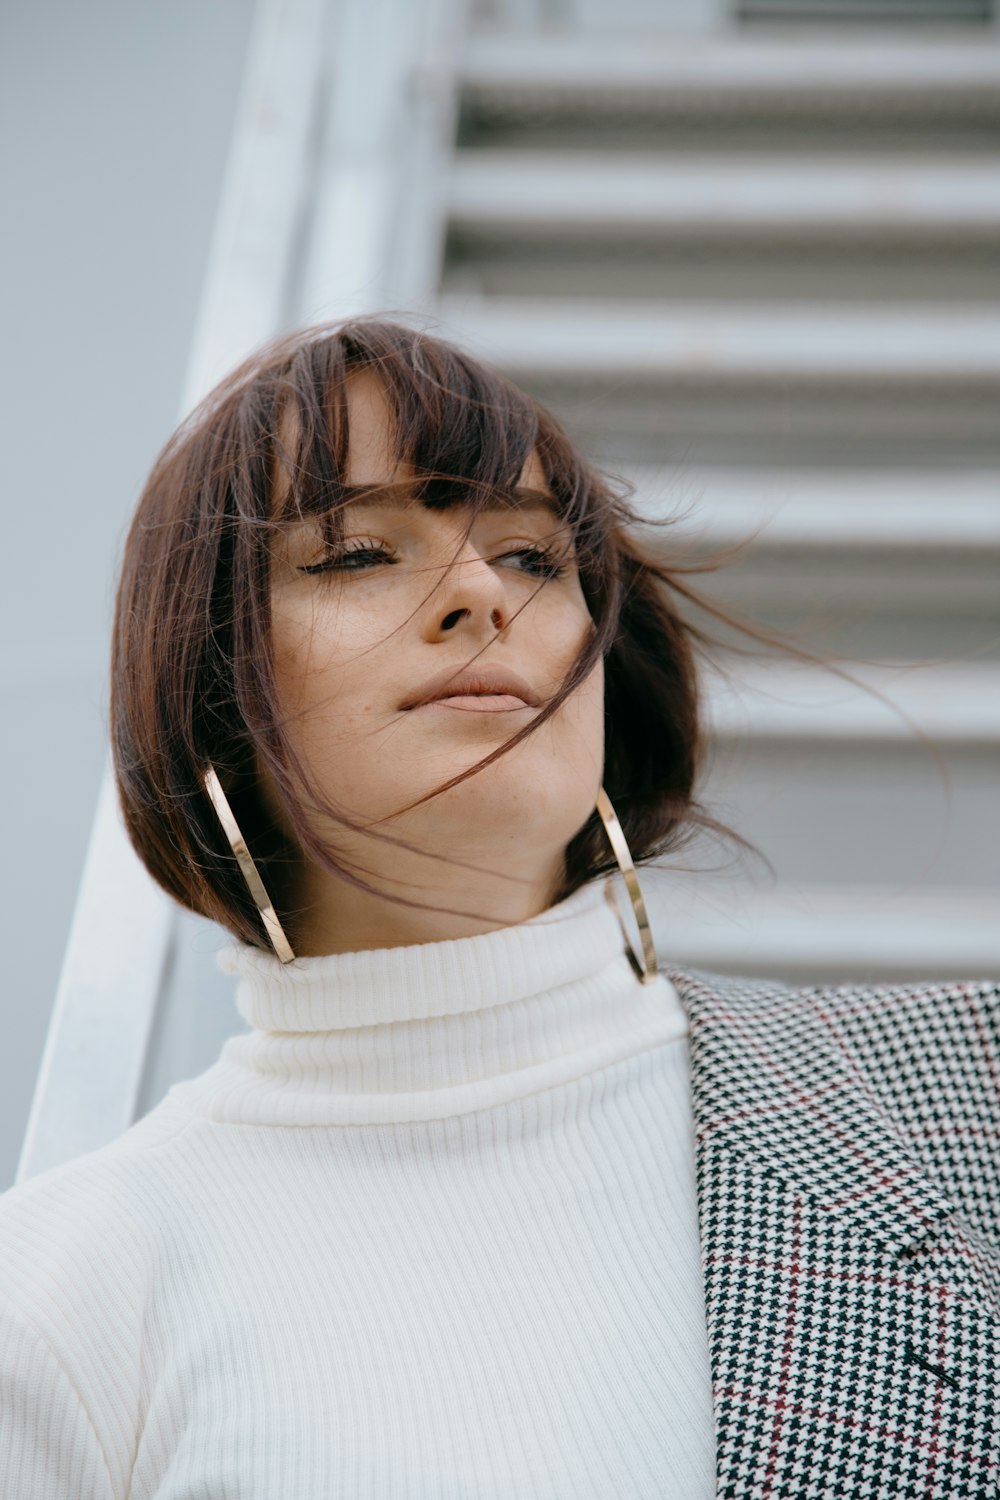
[670,966,1000,1500]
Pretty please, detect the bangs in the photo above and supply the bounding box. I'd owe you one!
[264,320,598,540]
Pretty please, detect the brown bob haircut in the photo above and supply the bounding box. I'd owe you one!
[112,317,725,953]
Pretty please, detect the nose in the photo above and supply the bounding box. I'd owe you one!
[422,535,509,645]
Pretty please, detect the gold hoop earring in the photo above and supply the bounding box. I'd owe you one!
[202,764,296,964]
[595,787,658,985]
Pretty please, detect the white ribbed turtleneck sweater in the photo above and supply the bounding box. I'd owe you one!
[0,880,716,1499]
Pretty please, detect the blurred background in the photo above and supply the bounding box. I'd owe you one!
[2,0,998,1189]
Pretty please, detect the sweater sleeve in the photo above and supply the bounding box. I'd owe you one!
[0,1303,116,1500]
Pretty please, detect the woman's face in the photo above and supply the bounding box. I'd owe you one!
[267,372,605,895]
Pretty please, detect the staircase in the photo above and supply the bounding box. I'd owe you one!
[432,16,1000,980]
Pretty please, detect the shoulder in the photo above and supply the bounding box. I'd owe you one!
[791,975,999,1162]
[671,966,998,1046]
[0,1104,216,1488]
[0,1110,193,1500]
[672,967,1000,1243]
[796,974,998,1095]
[800,973,999,1029]
[0,1096,209,1358]
[672,966,999,1095]
[0,1055,238,1272]
[1,1081,202,1217]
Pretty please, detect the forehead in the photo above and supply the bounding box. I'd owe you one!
[342,370,398,486]
[342,369,549,494]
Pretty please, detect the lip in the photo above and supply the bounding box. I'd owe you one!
[401,664,541,712]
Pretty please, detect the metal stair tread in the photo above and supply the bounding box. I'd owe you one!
[623,466,1000,548]
[449,152,1000,233]
[645,878,1000,976]
[702,657,1000,741]
[435,297,1000,378]
[461,32,1000,104]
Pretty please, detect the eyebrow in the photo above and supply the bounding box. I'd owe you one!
[337,485,563,520]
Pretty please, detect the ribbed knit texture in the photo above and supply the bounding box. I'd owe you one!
[0,880,716,1499]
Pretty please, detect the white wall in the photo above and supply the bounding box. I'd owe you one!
[0,0,254,1189]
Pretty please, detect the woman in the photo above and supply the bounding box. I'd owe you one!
[0,320,996,1499]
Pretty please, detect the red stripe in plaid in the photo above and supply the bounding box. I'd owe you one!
[715,1385,992,1473]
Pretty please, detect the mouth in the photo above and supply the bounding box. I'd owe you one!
[402,665,541,713]
[427,693,532,714]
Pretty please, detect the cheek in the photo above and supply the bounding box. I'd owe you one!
[270,618,389,817]
[526,588,603,749]
[533,652,604,792]
[564,659,605,767]
[271,596,377,729]
[527,581,593,670]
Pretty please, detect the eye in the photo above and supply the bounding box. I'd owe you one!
[493,544,572,580]
[298,538,398,575]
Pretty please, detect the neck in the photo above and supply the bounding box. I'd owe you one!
[205,878,687,1128]
[288,835,567,956]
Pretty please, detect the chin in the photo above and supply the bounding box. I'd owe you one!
[411,744,599,852]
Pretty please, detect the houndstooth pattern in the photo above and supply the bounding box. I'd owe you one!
[669,969,1000,1500]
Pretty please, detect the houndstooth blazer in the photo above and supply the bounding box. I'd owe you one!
[668,968,1000,1500]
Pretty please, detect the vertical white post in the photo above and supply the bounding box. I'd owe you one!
[16,0,331,1182]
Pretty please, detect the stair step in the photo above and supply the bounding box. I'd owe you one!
[703,658,1000,741]
[697,731,998,889]
[645,879,1000,979]
[450,152,1000,237]
[739,0,994,25]
[461,33,1000,112]
[437,297,1000,380]
[628,467,1000,548]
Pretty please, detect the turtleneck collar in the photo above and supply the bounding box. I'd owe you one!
[197,879,687,1127]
